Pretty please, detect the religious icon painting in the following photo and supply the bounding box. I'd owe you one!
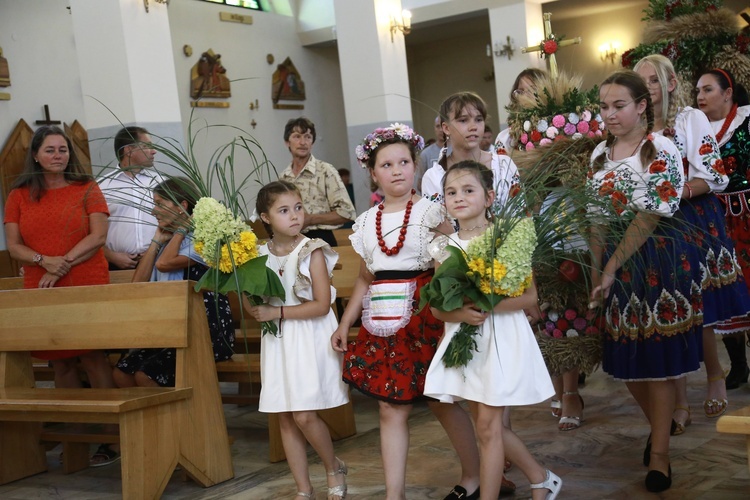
[190,49,231,99]
[0,47,9,87]
[0,46,10,100]
[272,57,305,109]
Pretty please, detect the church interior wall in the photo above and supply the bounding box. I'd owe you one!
[407,28,500,148]
[0,1,87,250]
[545,1,647,90]
[0,2,86,166]
[167,0,349,204]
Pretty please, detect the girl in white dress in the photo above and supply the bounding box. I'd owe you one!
[424,161,561,500]
[247,180,349,500]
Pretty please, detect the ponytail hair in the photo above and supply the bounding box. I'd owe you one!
[593,70,656,172]
[633,54,680,132]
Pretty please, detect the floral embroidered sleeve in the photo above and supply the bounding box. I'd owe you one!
[586,139,684,217]
[673,107,728,192]
[633,141,684,216]
[491,153,522,212]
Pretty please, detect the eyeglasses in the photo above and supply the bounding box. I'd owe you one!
[645,78,661,88]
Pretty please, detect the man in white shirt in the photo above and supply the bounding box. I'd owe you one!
[98,126,160,270]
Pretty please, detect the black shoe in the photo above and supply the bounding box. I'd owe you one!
[645,466,672,492]
[444,485,480,500]
[643,434,651,467]
[725,364,750,390]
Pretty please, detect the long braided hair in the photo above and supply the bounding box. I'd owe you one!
[593,70,656,172]
[633,55,680,134]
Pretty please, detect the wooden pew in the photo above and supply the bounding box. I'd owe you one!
[332,228,353,246]
[716,406,750,474]
[0,281,234,498]
[0,270,135,383]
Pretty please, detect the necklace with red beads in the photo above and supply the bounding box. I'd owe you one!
[715,103,738,143]
[375,189,415,256]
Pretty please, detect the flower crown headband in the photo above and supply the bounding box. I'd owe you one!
[355,123,424,168]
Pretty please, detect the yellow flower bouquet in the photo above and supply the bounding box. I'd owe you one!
[420,218,537,368]
[192,197,285,336]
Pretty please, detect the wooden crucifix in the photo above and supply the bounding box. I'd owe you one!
[521,13,582,79]
[35,104,61,126]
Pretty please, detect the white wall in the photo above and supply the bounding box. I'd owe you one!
[0,0,348,250]
[0,1,85,154]
[167,0,348,202]
[0,0,86,249]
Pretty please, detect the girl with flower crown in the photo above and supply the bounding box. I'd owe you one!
[588,70,702,493]
[247,180,349,500]
[331,124,488,500]
[634,56,750,434]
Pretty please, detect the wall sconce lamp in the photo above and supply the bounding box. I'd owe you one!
[491,36,515,60]
[144,0,169,13]
[390,10,412,42]
[599,41,620,64]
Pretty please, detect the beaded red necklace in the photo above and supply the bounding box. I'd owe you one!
[375,189,415,256]
[716,103,738,143]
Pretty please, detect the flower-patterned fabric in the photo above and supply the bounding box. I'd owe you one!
[587,137,701,380]
[587,135,684,218]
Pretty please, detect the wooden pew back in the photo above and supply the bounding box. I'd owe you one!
[0,280,234,495]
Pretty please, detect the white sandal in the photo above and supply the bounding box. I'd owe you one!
[295,488,314,498]
[530,469,562,500]
[327,457,348,499]
[550,399,561,417]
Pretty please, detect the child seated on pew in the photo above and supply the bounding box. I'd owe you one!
[113,177,235,389]
[245,180,349,500]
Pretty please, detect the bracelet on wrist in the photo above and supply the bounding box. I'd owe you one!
[685,183,693,199]
[174,228,188,236]
[280,306,284,320]
[151,239,164,248]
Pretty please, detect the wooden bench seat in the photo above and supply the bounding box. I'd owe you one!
[215,353,356,463]
[0,281,233,498]
[716,405,750,474]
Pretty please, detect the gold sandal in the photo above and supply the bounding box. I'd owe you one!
[704,374,728,418]
[327,457,347,500]
[671,406,691,435]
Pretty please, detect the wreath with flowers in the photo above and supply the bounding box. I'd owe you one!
[355,123,424,167]
[621,0,750,105]
[507,80,604,151]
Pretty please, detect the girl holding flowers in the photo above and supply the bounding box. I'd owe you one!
[331,124,487,500]
[248,180,349,500]
[588,70,701,492]
[423,161,561,500]
[634,55,750,432]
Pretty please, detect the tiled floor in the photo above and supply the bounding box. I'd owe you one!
[1,353,749,499]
